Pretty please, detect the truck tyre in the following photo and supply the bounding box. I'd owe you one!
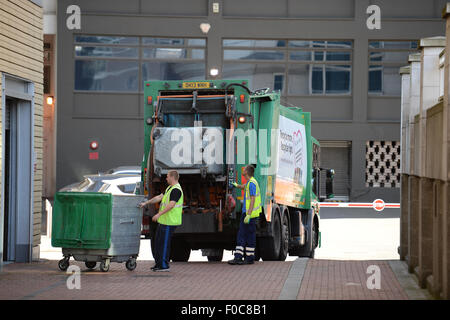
[150,236,157,259]
[297,210,318,259]
[207,250,224,262]
[309,220,318,259]
[170,239,191,262]
[259,207,282,261]
[278,209,289,261]
[254,242,261,262]
[149,222,158,258]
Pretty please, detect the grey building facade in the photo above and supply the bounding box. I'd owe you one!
[56,0,446,202]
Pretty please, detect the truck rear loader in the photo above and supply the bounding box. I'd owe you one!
[140,80,334,261]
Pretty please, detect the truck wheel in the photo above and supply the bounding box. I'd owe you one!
[149,222,158,258]
[278,210,289,261]
[297,212,318,259]
[259,209,282,261]
[309,221,318,259]
[254,244,261,262]
[207,250,223,262]
[170,240,191,262]
[150,238,157,259]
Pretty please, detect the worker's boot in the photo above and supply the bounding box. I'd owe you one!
[227,257,244,265]
[242,258,254,265]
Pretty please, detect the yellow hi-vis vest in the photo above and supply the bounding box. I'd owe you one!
[158,183,184,226]
[245,177,262,218]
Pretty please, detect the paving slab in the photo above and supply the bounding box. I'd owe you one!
[1,257,431,300]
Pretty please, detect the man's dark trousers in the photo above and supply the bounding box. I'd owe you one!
[234,214,258,262]
[154,223,177,269]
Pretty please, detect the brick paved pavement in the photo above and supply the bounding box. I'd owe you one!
[0,260,291,300]
[298,260,409,300]
[0,258,428,300]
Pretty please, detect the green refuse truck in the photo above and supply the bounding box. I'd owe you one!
[140,80,334,261]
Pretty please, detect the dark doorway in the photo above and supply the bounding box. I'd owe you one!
[2,95,33,262]
[3,98,15,261]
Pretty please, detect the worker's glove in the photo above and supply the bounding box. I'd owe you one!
[244,214,251,224]
[232,182,238,188]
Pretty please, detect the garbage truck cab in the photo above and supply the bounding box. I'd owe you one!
[141,80,334,261]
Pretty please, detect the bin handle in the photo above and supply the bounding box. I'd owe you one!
[120,219,135,225]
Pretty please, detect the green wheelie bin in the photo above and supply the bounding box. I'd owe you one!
[52,192,145,272]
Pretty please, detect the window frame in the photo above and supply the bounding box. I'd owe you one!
[368,40,419,97]
[73,35,207,93]
[222,39,353,97]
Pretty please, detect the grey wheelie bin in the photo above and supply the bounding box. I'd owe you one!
[52,192,145,272]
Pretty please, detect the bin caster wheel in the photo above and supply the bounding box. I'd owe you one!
[85,261,97,269]
[100,259,110,272]
[58,258,70,271]
[126,259,137,271]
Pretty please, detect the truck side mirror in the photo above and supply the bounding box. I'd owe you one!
[326,169,335,199]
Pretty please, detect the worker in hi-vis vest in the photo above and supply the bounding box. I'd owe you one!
[228,165,262,265]
[139,170,183,272]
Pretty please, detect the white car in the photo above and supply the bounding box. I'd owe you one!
[59,174,140,196]
[102,166,141,175]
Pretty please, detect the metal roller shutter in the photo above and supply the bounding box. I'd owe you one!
[319,141,351,200]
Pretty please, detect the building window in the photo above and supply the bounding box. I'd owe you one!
[288,41,352,95]
[141,38,206,85]
[74,36,206,92]
[222,63,286,92]
[223,39,352,96]
[365,141,401,188]
[223,39,286,92]
[273,74,284,92]
[75,60,139,91]
[368,40,418,96]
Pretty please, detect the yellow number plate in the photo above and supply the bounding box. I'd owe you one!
[182,82,211,89]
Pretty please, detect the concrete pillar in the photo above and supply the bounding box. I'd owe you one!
[408,175,420,273]
[419,37,445,176]
[400,175,409,260]
[444,183,450,299]
[407,53,421,274]
[442,4,450,299]
[430,180,444,298]
[399,65,411,261]
[417,37,445,289]
[408,53,421,177]
[418,177,434,288]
